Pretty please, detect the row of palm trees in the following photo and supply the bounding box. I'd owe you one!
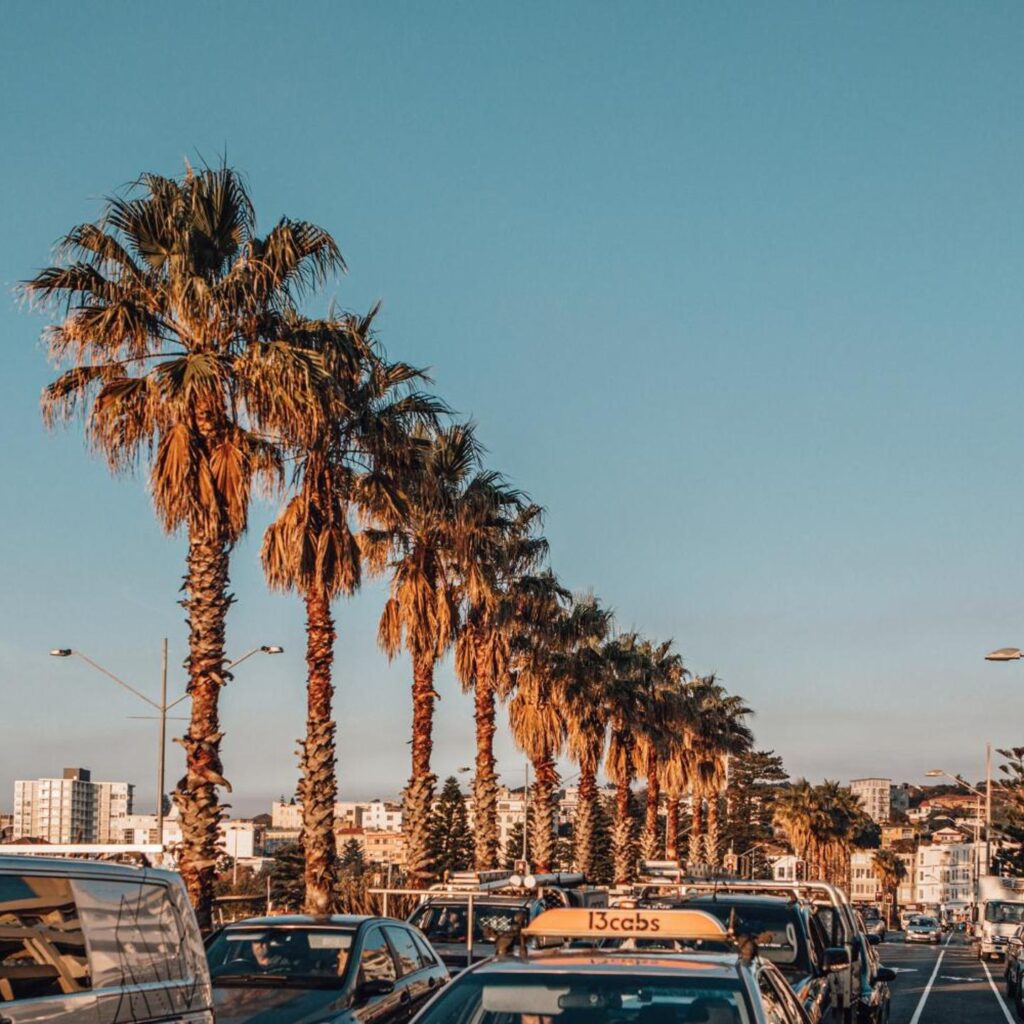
[27,164,753,927]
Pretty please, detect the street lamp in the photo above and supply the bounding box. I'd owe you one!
[925,767,989,880]
[50,641,283,847]
[985,648,1023,662]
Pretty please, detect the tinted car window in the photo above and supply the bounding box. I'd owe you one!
[409,903,528,943]
[207,926,355,980]
[412,972,746,1024]
[411,930,439,968]
[385,927,423,977]
[690,901,809,970]
[0,874,90,1002]
[359,927,397,983]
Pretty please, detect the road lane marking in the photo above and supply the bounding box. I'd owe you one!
[981,961,1016,1024]
[908,948,946,1024]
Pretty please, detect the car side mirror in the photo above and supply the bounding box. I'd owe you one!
[874,967,896,983]
[358,978,395,998]
[824,947,850,972]
[866,932,881,945]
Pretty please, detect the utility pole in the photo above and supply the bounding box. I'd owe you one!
[522,761,530,862]
[985,742,993,876]
[157,638,168,845]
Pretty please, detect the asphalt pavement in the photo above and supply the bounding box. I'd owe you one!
[879,930,1016,1024]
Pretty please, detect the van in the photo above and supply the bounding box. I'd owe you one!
[0,854,213,1023]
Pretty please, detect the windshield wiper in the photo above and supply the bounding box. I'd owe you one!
[213,972,346,989]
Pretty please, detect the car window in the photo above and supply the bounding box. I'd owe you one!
[762,963,806,1022]
[757,966,793,1024]
[207,925,355,980]
[0,874,91,1003]
[385,926,424,977]
[73,878,189,986]
[410,929,440,968]
[359,927,397,983]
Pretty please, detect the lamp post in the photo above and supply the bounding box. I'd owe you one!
[925,767,990,880]
[50,642,283,846]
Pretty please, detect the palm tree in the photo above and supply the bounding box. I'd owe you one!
[455,502,547,870]
[872,849,907,927]
[364,423,494,886]
[28,166,342,927]
[561,599,614,878]
[603,633,653,883]
[507,574,575,873]
[633,642,688,861]
[686,676,752,871]
[659,738,693,862]
[261,310,442,912]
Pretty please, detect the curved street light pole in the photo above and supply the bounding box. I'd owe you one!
[50,642,283,847]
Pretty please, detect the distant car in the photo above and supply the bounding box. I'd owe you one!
[905,916,942,944]
[852,912,895,1024]
[206,914,448,1024]
[857,907,886,943]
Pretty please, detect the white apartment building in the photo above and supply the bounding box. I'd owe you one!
[850,851,881,902]
[850,778,892,823]
[914,841,975,907]
[13,768,134,844]
[360,800,402,831]
[271,801,304,829]
[272,798,403,832]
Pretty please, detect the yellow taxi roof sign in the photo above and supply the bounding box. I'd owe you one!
[523,908,729,940]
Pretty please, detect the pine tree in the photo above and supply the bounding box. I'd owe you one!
[269,844,305,911]
[340,838,368,877]
[722,750,788,876]
[503,822,532,869]
[995,747,1024,876]
[429,777,475,879]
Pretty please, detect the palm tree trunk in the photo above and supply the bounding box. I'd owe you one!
[403,650,438,887]
[641,750,660,860]
[175,528,233,931]
[665,797,680,860]
[299,589,338,914]
[612,778,636,883]
[705,794,721,868]
[472,663,500,870]
[688,797,704,871]
[574,762,598,877]
[530,755,558,872]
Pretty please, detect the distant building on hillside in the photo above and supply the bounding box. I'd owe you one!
[850,851,881,903]
[850,778,892,823]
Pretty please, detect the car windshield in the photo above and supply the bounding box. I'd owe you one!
[410,903,528,944]
[910,918,937,928]
[860,909,880,921]
[687,903,807,969]
[207,926,355,984]
[986,903,1024,924]
[413,972,751,1024]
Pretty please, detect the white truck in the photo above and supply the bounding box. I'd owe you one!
[976,875,1024,960]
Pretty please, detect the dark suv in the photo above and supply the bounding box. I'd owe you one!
[642,893,835,1023]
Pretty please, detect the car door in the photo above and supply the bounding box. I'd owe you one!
[384,925,437,1020]
[351,925,403,1024]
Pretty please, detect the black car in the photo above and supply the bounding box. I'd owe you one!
[206,914,449,1024]
[851,913,894,1024]
[669,894,836,1023]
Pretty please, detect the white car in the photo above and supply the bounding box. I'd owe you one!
[905,915,942,944]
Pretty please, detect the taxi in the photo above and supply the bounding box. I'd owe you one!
[407,906,812,1024]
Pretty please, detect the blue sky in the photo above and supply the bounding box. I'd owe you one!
[2,2,1023,816]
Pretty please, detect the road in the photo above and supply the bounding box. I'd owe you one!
[879,931,1016,1024]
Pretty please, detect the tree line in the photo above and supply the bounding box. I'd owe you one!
[29,164,787,927]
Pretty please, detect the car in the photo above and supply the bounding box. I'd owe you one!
[1003,923,1024,1000]
[655,893,836,1022]
[408,906,815,1024]
[0,853,213,1023]
[206,914,449,1024]
[857,907,886,943]
[904,916,942,944]
[851,913,895,1024]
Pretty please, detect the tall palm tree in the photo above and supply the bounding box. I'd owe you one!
[686,676,752,871]
[603,633,653,883]
[455,502,547,870]
[507,574,575,873]
[633,642,688,861]
[28,166,342,927]
[364,423,494,886]
[659,737,693,862]
[561,599,614,878]
[261,310,442,912]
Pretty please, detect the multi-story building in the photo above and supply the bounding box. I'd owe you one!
[850,851,881,903]
[850,778,892,823]
[881,824,917,848]
[360,800,403,831]
[271,801,303,830]
[13,768,134,844]
[914,841,975,907]
[890,784,912,816]
[273,798,404,832]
